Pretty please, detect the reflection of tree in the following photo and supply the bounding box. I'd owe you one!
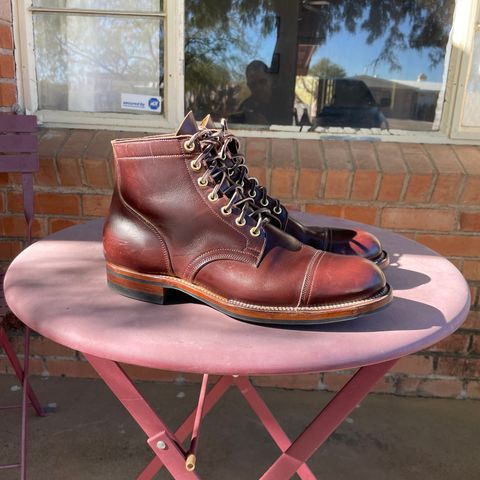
[309,58,346,78]
[185,0,454,118]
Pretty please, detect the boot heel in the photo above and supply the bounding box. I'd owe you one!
[106,264,166,305]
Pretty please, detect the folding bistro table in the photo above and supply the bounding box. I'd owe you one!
[4,214,470,479]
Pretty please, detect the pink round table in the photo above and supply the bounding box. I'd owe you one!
[3,215,470,480]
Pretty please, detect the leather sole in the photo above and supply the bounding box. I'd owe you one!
[106,263,393,325]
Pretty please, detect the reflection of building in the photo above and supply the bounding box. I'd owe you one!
[353,75,441,122]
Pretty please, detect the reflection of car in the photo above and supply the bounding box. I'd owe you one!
[316,78,389,129]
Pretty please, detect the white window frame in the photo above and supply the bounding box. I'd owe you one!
[12,0,480,142]
[13,0,184,131]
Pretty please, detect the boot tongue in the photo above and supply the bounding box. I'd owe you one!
[175,111,199,136]
[199,114,215,129]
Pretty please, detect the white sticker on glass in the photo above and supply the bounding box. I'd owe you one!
[121,93,162,112]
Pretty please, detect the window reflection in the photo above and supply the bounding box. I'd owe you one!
[185,0,455,131]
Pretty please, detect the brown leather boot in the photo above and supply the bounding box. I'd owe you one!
[103,114,392,324]
[199,115,388,268]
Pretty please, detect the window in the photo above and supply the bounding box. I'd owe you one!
[15,0,184,129]
[12,0,480,139]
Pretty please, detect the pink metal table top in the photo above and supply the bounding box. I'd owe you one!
[4,214,470,376]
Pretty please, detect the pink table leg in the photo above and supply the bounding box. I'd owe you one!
[85,353,200,480]
[260,359,398,480]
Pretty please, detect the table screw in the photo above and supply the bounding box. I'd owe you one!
[157,440,167,450]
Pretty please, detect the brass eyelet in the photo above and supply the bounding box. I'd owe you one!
[260,198,269,207]
[184,140,195,152]
[250,227,260,237]
[221,206,232,216]
[197,177,208,187]
[273,206,282,215]
[235,217,246,227]
[190,159,201,171]
[208,192,219,202]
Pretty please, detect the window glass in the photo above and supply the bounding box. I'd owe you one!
[185,0,455,131]
[32,0,164,12]
[33,12,164,114]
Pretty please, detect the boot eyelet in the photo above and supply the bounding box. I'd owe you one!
[248,190,256,198]
[235,217,246,227]
[208,192,219,202]
[221,206,232,216]
[184,140,195,152]
[197,177,208,187]
[249,227,260,237]
[273,206,282,215]
[260,198,269,207]
[190,159,201,171]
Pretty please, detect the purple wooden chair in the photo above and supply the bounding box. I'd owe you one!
[0,113,44,479]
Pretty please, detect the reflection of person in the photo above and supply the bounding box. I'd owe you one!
[231,60,274,125]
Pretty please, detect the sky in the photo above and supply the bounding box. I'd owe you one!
[246,11,448,83]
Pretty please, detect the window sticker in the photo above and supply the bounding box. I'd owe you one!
[121,93,162,112]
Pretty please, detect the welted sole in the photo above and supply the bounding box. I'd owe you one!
[372,250,389,270]
[106,263,393,325]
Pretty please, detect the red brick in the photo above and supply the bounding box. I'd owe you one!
[0,0,12,22]
[403,174,433,202]
[0,191,4,212]
[46,358,98,378]
[425,144,463,173]
[245,138,269,167]
[35,158,58,186]
[452,145,480,175]
[48,218,82,234]
[0,83,16,106]
[0,239,22,260]
[83,158,111,188]
[370,375,396,394]
[122,364,177,382]
[253,374,321,390]
[0,172,8,185]
[417,378,463,398]
[297,168,322,199]
[8,192,81,216]
[377,173,405,201]
[342,205,377,225]
[271,139,295,167]
[38,128,70,160]
[0,24,13,49]
[8,335,75,357]
[460,211,480,232]
[305,204,343,217]
[416,234,480,257]
[376,143,406,172]
[381,207,455,232]
[0,54,14,78]
[390,355,433,375]
[463,311,480,330]
[466,381,480,399]
[461,176,480,204]
[471,335,480,355]
[322,372,352,391]
[323,141,352,170]
[248,166,267,188]
[401,143,433,172]
[0,216,45,237]
[431,174,462,204]
[395,377,421,395]
[58,129,95,160]
[85,130,117,161]
[82,194,111,216]
[57,157,83,186]
[298,140,323,168]
[0,356,45,376]
[350,141,378,170]
[270,168,294,199]
[350,170,378,201]
[463,260,480,281]
[324,170,351,199]
[426,334,469,354]
[436,357,480,378]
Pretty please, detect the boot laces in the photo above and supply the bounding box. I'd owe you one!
[204,119,283,220]
[185,129,271,236]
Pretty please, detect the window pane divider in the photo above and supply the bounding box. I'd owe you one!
[28,7,166,18]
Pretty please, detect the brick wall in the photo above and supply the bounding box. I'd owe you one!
[0,0,15,111]
[0,128,479,400]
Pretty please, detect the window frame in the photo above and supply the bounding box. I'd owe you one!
[12,0,480,142]
[13,0,184,131]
